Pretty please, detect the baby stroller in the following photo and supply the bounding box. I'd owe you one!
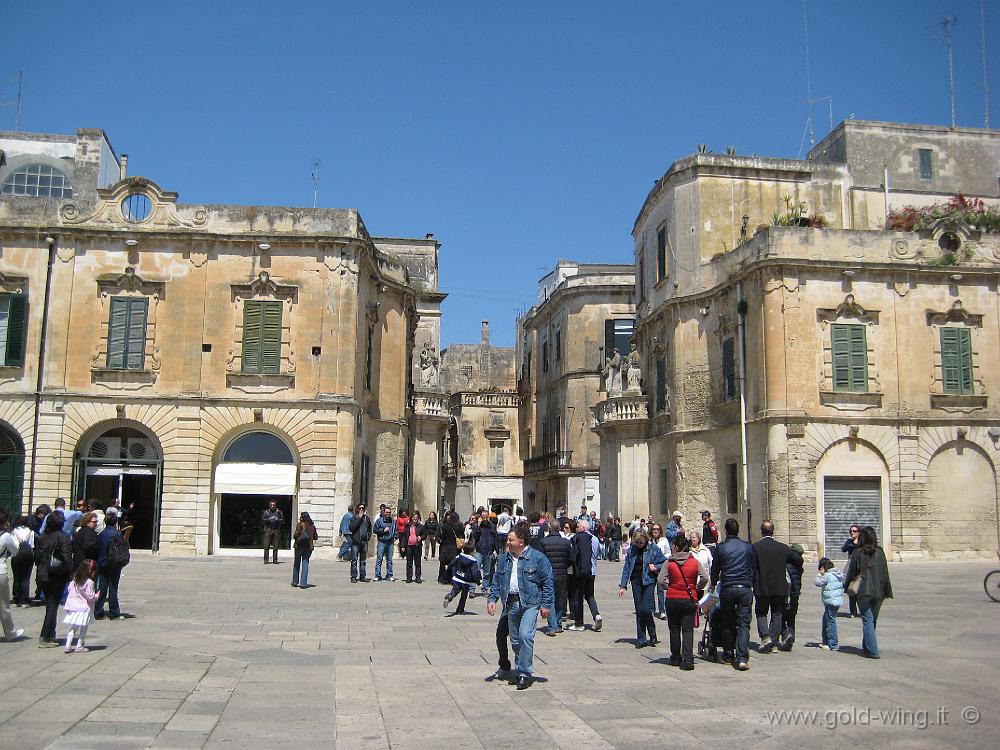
[696,586,733,663]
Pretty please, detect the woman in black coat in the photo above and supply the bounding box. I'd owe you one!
[33,510,74,647]
[845,526,893,659]
[423,512,440,560]
[73,512,100,568]
[437,511,463,584]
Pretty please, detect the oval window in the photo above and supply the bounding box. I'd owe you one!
[121,193,152,223]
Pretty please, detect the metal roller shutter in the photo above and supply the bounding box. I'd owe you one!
[824,478,881,559]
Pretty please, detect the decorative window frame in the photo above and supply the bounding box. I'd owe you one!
[227,271,297,391]
[713,313,740,406]
[926,299,987,411]
[91,267,163,386]
[817,294,883,409]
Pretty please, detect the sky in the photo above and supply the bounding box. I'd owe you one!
[4,0,997,347]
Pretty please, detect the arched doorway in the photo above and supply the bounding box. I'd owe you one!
[74,425,163,550]
[815,439,891,560]
[212,431,297,554]
[925,441,997,556]
[0,425,25,516]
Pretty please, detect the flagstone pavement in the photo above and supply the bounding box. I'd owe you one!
[1,555,998,749]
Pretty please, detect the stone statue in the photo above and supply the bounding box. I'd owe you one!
[625,342,642,394]
[608,347,623,395]
[418,341,439,386]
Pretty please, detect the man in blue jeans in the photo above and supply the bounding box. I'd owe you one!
[373,507,397,581]
[95,511,125,619]
[487,524,554,690]
[710,517,758,671]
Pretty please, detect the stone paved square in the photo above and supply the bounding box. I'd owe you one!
[2,555,998,749]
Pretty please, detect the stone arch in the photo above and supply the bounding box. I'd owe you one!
[924,440,998,557]
[75,418,165,460]
[918,425,996,477]
[801,423,900,482]
[813,437,892,559]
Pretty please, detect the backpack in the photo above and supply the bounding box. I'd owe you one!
[13,538,33,564]
[106,534,131,567]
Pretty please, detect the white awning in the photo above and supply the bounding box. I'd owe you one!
[86,465,155,477]
[214,463,298,495]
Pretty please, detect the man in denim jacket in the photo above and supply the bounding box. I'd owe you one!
[373,507,398,581]
[488,524,554,690]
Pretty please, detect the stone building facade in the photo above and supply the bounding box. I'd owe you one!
[439,321,522,518]
[0,128,440,556]
[595,120,1000,560]
[517,261,635,517]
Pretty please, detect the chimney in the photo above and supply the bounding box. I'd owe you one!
[120,154,128,179]
[481,320,490,346]
[425,232,434,240]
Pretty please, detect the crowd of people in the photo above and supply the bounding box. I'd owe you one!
[0,497,132,649]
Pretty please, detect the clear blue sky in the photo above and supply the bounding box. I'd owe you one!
[5,1,996,347]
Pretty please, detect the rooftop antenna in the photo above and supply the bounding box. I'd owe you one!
[311,159,321,208]
[0,71,23,130]
[803,0,815,146]
[927,16,958,128]
[980,0,991,128]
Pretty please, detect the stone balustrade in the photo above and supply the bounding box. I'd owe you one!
[592,395,650,426]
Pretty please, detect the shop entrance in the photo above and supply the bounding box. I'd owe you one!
[75,426,162,550]
[213,431,298,554]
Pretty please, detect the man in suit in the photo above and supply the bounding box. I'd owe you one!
[752,520,803,653]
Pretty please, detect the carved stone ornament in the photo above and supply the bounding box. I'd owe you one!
[817,294,879,327]
[926,299,983,327]
[0,271,27,294]
[323,248,359,277]
[890,238,915,260]
[231,271,297,303]
[893,280,911,297]
[60,176,208,228]
[97,266,164,298]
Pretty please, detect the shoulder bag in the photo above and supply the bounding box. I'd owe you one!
[672,558,700,628]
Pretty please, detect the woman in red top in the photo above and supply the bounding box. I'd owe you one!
[656,534,707,670]
[395,509,410,558]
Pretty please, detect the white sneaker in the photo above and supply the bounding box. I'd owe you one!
[819,644,832,650]
[2,629,24,642]
[386,577,396,582]
[565,624,585,632]
[594,615,603,632]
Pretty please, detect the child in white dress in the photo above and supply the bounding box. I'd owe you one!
[63,560,97,653]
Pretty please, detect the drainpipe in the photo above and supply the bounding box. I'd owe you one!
[26,234,57,511]
[736,280,751,539]
[883,165,890,224]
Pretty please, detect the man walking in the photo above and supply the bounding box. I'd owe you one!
[472,511,497,596]
[487,524,554,689]
[566,519,603,632]
[95,511,126,620]
[540,519,571,635]
[338,506,354,561]
[701,510,720,547]
[261,500,283,564]
[373,507,397,581]
[348,505,373,583]
[753,520,803,653]
[710,518,757,671]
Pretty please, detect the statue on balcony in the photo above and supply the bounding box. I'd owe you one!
[418,341,439,387]
[603,348,624,395]
[624,342,643,395]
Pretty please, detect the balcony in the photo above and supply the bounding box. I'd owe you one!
[412,392,447,416]
[525,451,573,476]
[592,395,649,426]
[451,391,520,409]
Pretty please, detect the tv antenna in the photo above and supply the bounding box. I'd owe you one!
[798,1,832,156]
[927,16,958,128]
[980,0,991,128]
[0,71,23,130]
[311,159,321,208]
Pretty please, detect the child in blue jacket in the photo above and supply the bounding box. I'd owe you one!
[814,557,845,651]
[444,542,482,615]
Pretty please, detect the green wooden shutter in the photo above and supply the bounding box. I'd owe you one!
[125,297,148,370]
[242,301,263,373]
[940,327,961,394]
[722,337,736,400]
[107,297,129,369]
[958,328,973,394]
[4,294,27,367]
[831,324,850,390]
[261,301,282,374]
[849,325,868,391]
[655,357,667,413]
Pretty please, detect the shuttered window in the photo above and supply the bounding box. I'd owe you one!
[940,327,973,395]
[106,296,148,370]
[656,226,667,280]
[0,294,27,367]
[655,357,667,413]
[242,300,282,374]
[831,324,867,392]
[721,337,737,401]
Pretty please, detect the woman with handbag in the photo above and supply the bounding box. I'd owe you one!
[437,511,463,584]
[658,534,710,670]
[844,526,892,659]
[401,510,426,583]
[291,512,318,588]
[33,510,74,647]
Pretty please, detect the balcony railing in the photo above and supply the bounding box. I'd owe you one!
[451,391,520,408]
[412,392,447,416]
[524,451,573,475]
[592,395,649,426]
